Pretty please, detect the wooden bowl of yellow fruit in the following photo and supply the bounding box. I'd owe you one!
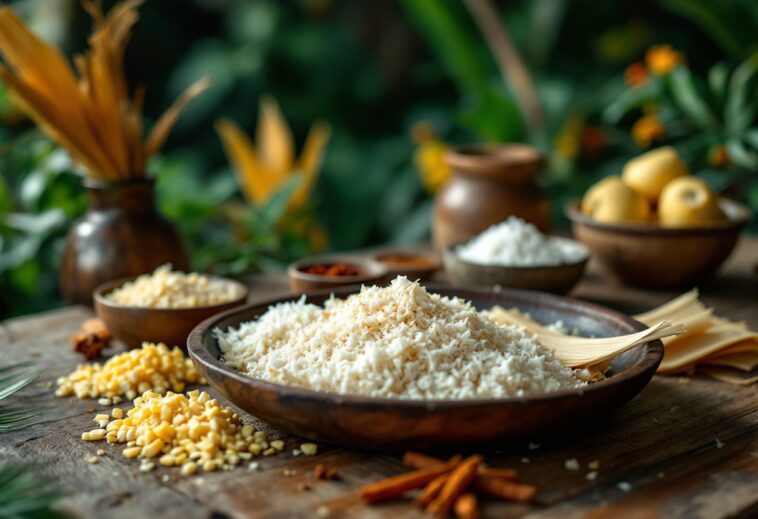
[567,146,751,289]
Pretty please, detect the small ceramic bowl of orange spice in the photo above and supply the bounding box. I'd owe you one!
[372,249,441,281]
[288,257,389,293]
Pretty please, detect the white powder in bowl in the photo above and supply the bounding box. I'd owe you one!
[456,216,587,267]
[217,277,587,400]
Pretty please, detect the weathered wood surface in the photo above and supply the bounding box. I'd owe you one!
[1,237,757,519]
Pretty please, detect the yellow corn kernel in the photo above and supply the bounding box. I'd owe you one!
[123,446,142,459]
[142,439,164,458]
[159,454,176,467]
[300,443,318,455]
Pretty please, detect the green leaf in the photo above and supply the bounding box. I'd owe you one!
[707,62,729,109]
[0,362,41,433]
[401,0,491,96]
[660,0,745,58]
[726,138,758,169]
[668,66,718,128]
[0,463,63,518]
[744,128,758,151]
[603,78,662,124]
[457,87,524,141]
[725,58,758,136]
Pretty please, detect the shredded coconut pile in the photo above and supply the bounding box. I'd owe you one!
[218,277,587,399]
[107,265,238,308]
[456,216,587,267]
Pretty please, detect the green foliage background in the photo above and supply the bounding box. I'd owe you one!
[0,0,756,318]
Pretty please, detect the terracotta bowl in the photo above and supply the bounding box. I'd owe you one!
[442,240,589,294]
[188,285,662,451]
[566,199,750,289]
[287,256,388,293]
[94,276,248,349]
[371,249,441,281]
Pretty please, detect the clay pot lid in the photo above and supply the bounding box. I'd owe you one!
[445,143,545,181]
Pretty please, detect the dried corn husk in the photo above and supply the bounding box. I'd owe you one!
[0,0,208,181]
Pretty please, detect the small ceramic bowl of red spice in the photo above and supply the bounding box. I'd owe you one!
[372,249,441,281]
[288,257,389,293]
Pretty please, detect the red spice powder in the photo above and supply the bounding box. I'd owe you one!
[301,263,364,277]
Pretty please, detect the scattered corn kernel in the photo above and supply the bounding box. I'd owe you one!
[56,343,205,400]
[96,449,106,456]
[82,429,106,441]
[81,389,303,476]
[300,443,318,456]
[87,456,99,464]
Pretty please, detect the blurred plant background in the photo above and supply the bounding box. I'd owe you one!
[0,0,756,317]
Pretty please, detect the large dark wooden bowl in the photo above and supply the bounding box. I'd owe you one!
[94,276,248,349]
[188,285,662,451]
[566,199,750,289]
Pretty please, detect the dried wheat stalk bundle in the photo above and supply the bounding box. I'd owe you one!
[0,0,208,181]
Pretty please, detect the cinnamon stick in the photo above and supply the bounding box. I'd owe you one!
[478,467,518,480]
[454,493,479,519]
[403,451,443,469]
[427,455,483,516]
[475,476,537,503]
[415,473,448,509]
[404,452,517,480]
[358,459,460,504]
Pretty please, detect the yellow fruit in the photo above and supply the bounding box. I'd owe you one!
[582,176,651,223]
[658,177,725,227]
[622,146,689,202]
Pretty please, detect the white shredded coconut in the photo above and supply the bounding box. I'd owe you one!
[456,216,587,267]
[107,264,239,308]
[218,277,587,400]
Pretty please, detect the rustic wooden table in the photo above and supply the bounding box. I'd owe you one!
[2,238,757,519]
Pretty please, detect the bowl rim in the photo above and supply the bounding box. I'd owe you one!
[287,256,389,283]
[93,274,249,312]
[372,248,442,272]
[444,237,589,271]
[565,198,751,235]
[187,283,663,408]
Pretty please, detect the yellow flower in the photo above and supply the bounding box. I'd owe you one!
[411,122,451,193]
[632,115,665,147]
[216,96,331,210]
[645,45,684,75]
[554,115,583,160]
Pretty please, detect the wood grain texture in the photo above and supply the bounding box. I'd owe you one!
[1,238,757,519]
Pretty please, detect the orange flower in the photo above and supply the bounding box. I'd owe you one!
[708,145,729,167]
[632,115,665,147]
[645,45,684,75]
[624,62,648,87]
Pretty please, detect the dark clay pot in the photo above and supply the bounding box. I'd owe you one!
[432,144,551,251]
[59,178,189,305]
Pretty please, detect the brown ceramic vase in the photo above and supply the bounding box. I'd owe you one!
[59,178,189,305]
[433,143,550,251]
